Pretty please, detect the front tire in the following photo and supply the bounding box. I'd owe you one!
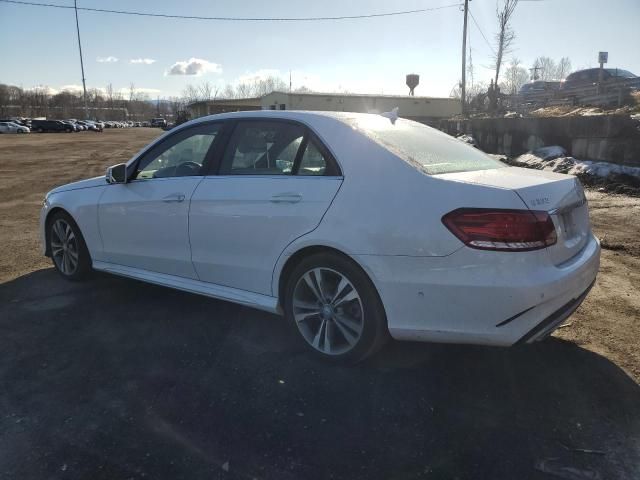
[48,212,92,280]
[284,252,388,363]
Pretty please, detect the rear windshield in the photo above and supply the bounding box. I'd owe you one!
[605,68,636,78]
[346,115,504,175]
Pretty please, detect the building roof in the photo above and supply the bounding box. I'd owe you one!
[187,91,456,108]
[187,97,262,107]
[265,90,453,101]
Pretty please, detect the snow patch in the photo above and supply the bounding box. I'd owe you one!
[456,134,477,146]
[514,146,640,179]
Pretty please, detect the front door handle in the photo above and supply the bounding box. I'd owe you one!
[270,193,302,204]
[162,194,186,203]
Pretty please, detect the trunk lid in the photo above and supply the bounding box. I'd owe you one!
[436,167,591,265]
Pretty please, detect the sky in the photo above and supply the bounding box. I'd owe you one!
[1,0,639,99]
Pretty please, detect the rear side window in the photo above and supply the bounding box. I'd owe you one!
[346,115,504,175]
[297,139,327,176]
[220,121,304,175]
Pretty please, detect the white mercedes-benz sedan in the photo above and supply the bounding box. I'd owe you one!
[40,110,600,362]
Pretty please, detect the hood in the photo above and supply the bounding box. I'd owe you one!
[47,175,106,196]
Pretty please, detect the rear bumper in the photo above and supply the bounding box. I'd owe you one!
[355,233,600,346]
[515,279,595,344]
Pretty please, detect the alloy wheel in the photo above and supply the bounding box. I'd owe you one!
[50,219,79,275]
[292,268,364,355]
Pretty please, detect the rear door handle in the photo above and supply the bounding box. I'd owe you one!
[270,193,302,204]
[162,194,186,203]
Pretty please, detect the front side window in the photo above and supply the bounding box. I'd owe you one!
[135,124,220,180]
[220,121,304,175]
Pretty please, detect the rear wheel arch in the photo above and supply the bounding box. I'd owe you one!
[276,245,385,318]
[278,245,390,362]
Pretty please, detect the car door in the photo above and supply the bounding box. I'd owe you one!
[189,119,343,296]
[98,122,223,278]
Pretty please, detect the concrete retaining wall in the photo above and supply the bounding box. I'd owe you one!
[442,115,640,167]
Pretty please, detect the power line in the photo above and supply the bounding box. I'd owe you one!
[0,0,463,22]
[468,10,496,56]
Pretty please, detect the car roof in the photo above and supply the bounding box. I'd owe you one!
[188,109,379,130]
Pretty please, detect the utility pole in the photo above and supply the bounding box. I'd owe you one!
[73,0,89,119]
[461,0,469,114]
[529,65,541,81]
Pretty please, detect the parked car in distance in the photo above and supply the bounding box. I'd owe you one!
[31,119,74,133]
[40,110,600,363]
[1,117,30,127]
[61,120,82,132]
[77,120,102,132]
[519,80,561,94]
[562,67,640,90]
[0,121,30,133]
[151,117,167,128]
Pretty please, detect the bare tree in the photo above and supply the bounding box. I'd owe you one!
[106,83,115,115]
[532,57,556,81]
[198,81,216,102]
[556,57,572,79]
[493,0,519,86]
[128,83,137,103]
[220,84,236,99]
[235,82,253,99]
[182,84,200,105]
[532,56,572,81]
[167,96,185,116]
[501,57,529,94]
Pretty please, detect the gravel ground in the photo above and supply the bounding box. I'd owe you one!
[0,129,639,479]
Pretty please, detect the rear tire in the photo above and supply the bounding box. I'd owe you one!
[47,211,92,281]
[284,252,389,363]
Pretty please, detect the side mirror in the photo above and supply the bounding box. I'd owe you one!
[106,163,127,184]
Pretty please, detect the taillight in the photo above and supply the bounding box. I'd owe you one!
[442,208,557,252]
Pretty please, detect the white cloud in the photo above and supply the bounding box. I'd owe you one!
[59,84,85,92]
[166,58,221,76]
[96,56,119,63]
[130,58,156,65]
[27,85,59,95]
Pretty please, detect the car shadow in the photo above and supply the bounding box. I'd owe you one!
[1,269,639,480]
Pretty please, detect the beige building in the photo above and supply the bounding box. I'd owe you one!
[187,97,262,118]
[187,91,461,125]
[261,91,461,124]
